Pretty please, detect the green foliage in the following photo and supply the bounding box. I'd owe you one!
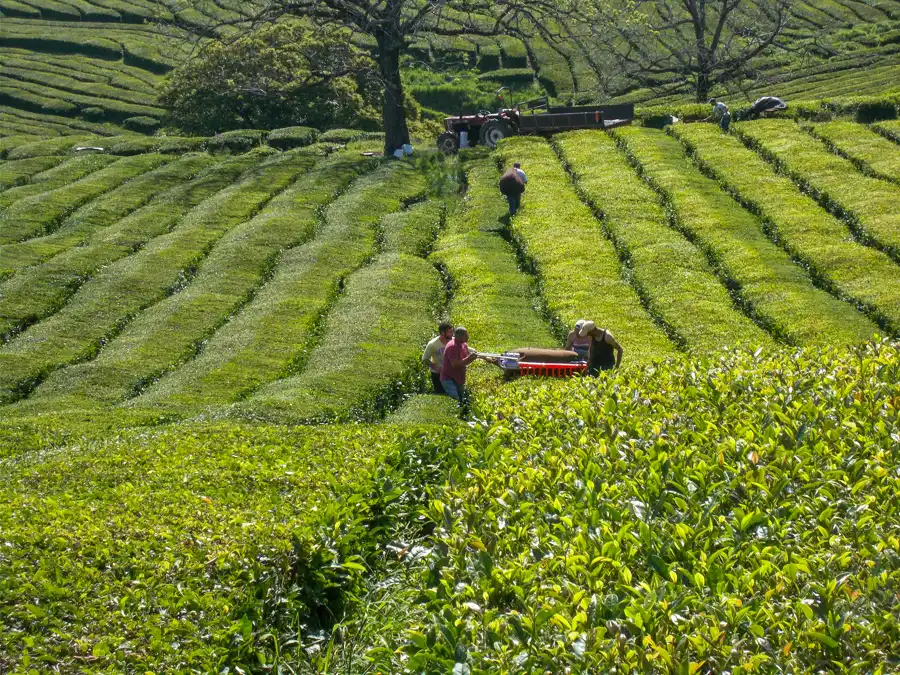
[386,340,900,673]
[0,154,115,208]
[0,149,302,406]
[808,120,900,183]
[128,159,418,415]
[242,252,442,423]
[0,154,64,190]
[266,125,320,150]
[0,419,456,670]
[5,134,95,159]
[614,126,878,346]
[497,137,677,365]
[159,23,379,135]
[382,199,445,257]
[386,392,461,425]
[205,129,268,153]
[122,115,160,132]
[673,122,900,334]
[0,153,165,245]
[320,127,386,143]
[874,119,900,144]
[557,130,772,353]
[737,119,900,258]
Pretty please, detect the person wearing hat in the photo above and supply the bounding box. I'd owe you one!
[439,326,480,402]
[705,98,731,132]
[577,320,623,374]
[564,319,593,360]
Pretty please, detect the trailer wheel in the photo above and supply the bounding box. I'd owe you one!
[437,131,460,154]
[480,120,512,148]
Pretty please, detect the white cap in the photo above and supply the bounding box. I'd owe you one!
[578,320,596,338]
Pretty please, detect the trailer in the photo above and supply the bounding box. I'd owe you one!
[437,97,635,153]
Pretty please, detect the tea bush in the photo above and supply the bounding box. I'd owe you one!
[874,119,900,143]
[556,130,771,354]
[673,123,900,334]
[496,137,677,365]
[0,149,302,405]
[0,154,249,342]
[737,119,900,258]
[615,127,878,346]
[0,154,115,209]
[807,120,900,183]
[385,340,900,674]
[129,159,419,415]
[0,154,64,190]
[266,125,320,150]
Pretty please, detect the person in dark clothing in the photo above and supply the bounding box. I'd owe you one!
[499,162,527,215]
[747,96,787,120]
[577,320,624,375]
[706,99,731,132]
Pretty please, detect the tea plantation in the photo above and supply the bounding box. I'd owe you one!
[1,113,899,672]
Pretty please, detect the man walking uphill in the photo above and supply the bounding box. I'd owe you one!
[499,162,527,216]
[440,326,480,402]
[422,322,453,394]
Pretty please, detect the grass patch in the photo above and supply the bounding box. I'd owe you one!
[736,119,900,259]
[615,127,878,347]
[557,130,773,354]
[129,159,421,415]
[0,149,305,406]
[673,122,900,335]
[241,253,442,424]
[0,154,250,342]
[497,136,677,365]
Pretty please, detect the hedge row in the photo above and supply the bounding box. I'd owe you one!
[0,154,64,191]
[0,154,114,208]
[0,103,120,136]
[2,63,159,107]
[497,137,677,365]
[3,50,160,94]
[5,134,97,159]
[614,127,878,346]
[0,155,249,342]
[265,125,319,150]
[429,157,556,381]
[130,158,416,415]
[0,153,164,245]
[673,123,900,334]
[557,130,772,354]
[0,148,303,406]
[807,120,900,183]
[382,198,445,258]
[874,119,900,142]
[737,119,900,258]
[241,253,441,423]
[0,153,206,281]
[386,340,900,673]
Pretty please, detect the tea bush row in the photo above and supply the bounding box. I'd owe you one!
[385,340,900,673]
[0,148,303,405]
[382,198,444,258]
[19,152,366,412]
[0,152,163,244]
[496,137,677,365]
[0,154,249,342]
[672,123,900,334]
[736,119,900,258]
[874,119,900,143]
[0,153,114,208]
[130,159,421,415]
[429,157,556,360]
[614,126,878,346]
[2,61,160,107]
[0,154,64,190]
[242,252,441,423]
[556,130,772,354]
[807,120,900,183]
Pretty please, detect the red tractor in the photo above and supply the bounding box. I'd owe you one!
[436,96,635,153]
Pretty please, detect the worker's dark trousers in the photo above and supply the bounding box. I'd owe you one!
[506,193,521,215]
[431,371,445,394]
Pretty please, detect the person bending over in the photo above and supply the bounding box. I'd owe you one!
[564,319,593,360]
[577,320,624,374]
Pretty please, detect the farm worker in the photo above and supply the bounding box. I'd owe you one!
[706,98,731,132]
[577,320,624,375]
[498,162,527,216]
[747,96,787,120]
[564,319,593,360]
[440,326,480,402]
[422,321,454,395]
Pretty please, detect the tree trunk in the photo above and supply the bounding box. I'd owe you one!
[377,36,410,156]
[696,69,712,102]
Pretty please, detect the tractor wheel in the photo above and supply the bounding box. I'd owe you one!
[437,131,460,154]
[479,120,512,148]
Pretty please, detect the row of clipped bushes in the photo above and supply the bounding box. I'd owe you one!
[636,93,900,127]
